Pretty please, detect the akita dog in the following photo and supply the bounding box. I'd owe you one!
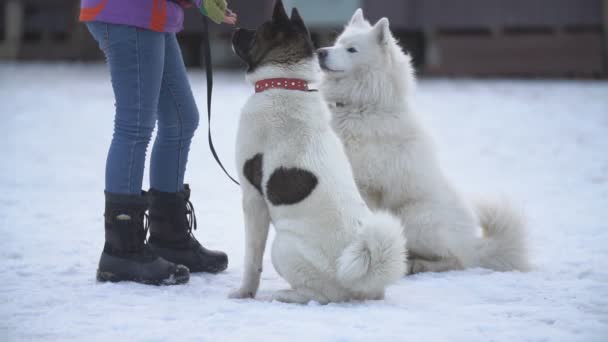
[229,1,405,304]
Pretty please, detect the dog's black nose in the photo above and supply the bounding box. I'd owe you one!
[317,48,328,59]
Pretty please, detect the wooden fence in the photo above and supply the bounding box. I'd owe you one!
[1,0,606,76]
[363,0,606,76]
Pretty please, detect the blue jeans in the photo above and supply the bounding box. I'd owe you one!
[87,22,199,194]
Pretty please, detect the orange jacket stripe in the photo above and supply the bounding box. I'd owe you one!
[79,0,109,22]
[150,0,168,32]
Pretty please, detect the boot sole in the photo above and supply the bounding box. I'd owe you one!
[96,269,190,286]
[148,244,229,274]
[188,259,228,274]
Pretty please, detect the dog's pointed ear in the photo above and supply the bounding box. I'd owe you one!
[350,8,366,26]
[290,8,308,33]
[272,0,290,25]
[372,18,391,44]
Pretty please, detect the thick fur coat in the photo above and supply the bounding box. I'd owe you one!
[319,9,529,274]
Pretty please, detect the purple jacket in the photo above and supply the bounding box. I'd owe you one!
[80,0,204,33]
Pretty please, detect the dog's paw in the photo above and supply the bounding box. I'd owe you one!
[271,289,312,304]
[228,288,255,299]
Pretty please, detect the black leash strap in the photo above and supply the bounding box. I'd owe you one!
[201,17,240,186]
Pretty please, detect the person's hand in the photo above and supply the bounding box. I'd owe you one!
[223,8,237,25]
[198,0,236,25]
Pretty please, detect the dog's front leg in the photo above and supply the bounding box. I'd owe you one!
[229,189,270,299]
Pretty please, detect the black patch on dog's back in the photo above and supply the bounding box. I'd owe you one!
[243,154,264,194]
[266,167,318,205]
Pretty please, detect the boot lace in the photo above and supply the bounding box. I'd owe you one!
[185,199,197,237]
[137,211,152,253]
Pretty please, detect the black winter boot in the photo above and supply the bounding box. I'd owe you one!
[97,192,190,285]
[148,185,228,273]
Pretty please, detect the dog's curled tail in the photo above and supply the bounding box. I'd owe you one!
[337,211,406,293]
[475,198,530,272]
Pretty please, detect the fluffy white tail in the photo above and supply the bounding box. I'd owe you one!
[475,199,530,272]
[337,211,406,293]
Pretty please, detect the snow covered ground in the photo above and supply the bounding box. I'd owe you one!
[1,62,607,341]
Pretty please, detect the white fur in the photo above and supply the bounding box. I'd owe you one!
[320,10,529,274]
[230,58,406,304]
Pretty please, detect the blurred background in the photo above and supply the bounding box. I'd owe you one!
[1,0,607,77]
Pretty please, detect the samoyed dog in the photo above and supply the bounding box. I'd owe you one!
[318,9,529,274]
[228,1,405,304]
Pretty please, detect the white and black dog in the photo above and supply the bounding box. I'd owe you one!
[229,1,405,304]
[318,9,529,274]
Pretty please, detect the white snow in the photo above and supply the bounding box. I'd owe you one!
[1,62,607,341]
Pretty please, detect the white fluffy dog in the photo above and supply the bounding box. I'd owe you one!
[318,9,529,274]
[229,1,405,304]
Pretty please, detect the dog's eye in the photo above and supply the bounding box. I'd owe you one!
[347,47,357,53]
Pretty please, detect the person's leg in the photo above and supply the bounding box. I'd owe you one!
[149,33,199,192]
[98,23,164,194]
[147,33,227,273]
[86,22,190,284]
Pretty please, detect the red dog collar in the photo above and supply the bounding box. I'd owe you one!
[255,78,310,93]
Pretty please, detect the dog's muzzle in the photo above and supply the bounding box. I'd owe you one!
[232,28,256,61]
[317,48,329,60]
[316,48,341,73]
[316,48,329,69]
